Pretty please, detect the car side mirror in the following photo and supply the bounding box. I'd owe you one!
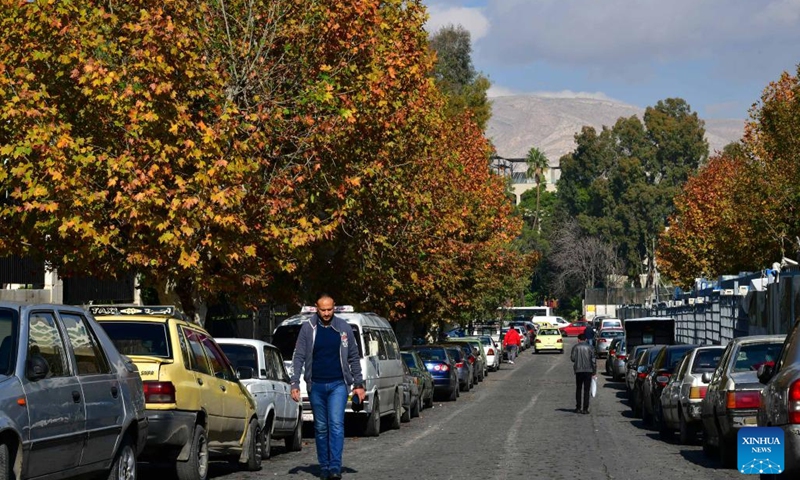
[26,354,49,381]
[237,366,254,380]
[757,364,774,384]
[701,372,712,383]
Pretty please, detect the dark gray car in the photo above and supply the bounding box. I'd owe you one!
[0,302,148,480]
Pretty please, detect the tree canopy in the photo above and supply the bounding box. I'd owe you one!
[0,0,531,323]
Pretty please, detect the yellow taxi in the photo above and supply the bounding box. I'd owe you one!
[533,327,564,354]
[92,305,261,480]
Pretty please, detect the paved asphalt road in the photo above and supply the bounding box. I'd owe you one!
[144,337,741,480]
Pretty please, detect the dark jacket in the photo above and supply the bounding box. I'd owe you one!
[290,313,363,390]
[584,325,596,340]
[571,341,597,374]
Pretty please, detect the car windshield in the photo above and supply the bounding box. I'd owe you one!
[692,348,724,373]
[99,321,170,358]
[273,322,363,360]
[219,343,258,372]
[540,329,560,336]
[401,352,417,368]
[415,347,447,361]
[0,308,19,376]
[733,342,783,372]
[666,345,697,368]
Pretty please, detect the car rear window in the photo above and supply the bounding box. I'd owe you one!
[447,348,463,361]
[666,346,697,369]
[219,343,258,371]
[539,329,560,336]
[99,321,170,358]
[733,342,783,372]
[415,347,447,361]
[0,308,19,376]
[600,330,624,338]
[692,349,723,373]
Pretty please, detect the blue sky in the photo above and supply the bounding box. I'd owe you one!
[423,0,800,119]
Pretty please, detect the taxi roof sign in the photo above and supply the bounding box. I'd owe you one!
[300,305,355,314]
[89,305,176,317]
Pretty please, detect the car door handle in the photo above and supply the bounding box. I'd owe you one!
[197,378,204,386]
[220,385,226,392]
[72,390,81,403]
[111,386,119,398]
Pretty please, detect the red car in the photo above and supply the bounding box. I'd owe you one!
[560,321,589,337]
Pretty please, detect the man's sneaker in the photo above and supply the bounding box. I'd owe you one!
[582,409,590,414]
[575,408,582,413]
[509,360,515,364]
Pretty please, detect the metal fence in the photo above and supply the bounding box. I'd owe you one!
[615,269,800,346]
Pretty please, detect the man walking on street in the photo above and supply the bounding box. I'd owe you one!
[584,321,596,347]
[291,294,366,480]
[571,333,596,414]
[503,326,521,364]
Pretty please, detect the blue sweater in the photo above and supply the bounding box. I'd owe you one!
[290,314,364,390]
[312,324,344,382]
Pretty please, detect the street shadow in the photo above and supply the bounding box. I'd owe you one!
[287,465,359,477]
[555,408,582,414]
[679,448,722,469]
[619,409,649,430]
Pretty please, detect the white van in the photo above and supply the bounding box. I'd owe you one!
[271,306,404,437]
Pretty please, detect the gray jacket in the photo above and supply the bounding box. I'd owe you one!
[571,341,597,374]
[290,313,364,390]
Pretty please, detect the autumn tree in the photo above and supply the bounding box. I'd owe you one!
[659,69,800,285]
[429,24,491,130]
[0,0,532,326]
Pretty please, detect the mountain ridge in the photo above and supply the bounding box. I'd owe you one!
[486,95,745,170]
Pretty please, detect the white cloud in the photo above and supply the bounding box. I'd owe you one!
[488,85,614,101]
[478,0,800,69]
[426,5,491,41]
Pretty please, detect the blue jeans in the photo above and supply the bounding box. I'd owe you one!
[309,379,347,475]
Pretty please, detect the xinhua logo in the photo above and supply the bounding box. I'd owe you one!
[738,427,784,475]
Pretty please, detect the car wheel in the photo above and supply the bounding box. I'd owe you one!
[286,412,303,452]
[261,418,272,459]
[720,437,736,469]
[176,424,209,480]
[411,397,421,418]
[107,436,136,480]
[243,418,262,471]
[424,388,434,408]
[0,443,9,480]
[656,403,672,440]
[702,423,716,457]
[363,395,381,437]
[679,410,692,445]
[401,397,411,423]
[389,390,401,430]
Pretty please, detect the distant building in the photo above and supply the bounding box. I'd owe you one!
[489,156,561,204]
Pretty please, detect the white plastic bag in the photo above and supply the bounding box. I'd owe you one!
[590,376,597,397]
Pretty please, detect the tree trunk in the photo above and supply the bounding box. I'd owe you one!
[534,179,541,232]
[153,277,208,326]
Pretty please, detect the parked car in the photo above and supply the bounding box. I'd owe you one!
[272,305,405,437]
[0,302,149,480]
[216,338,303,458]
[447,337,487,381]
[625,345,654,396]
[469,335,501,371]
[604,337,625,378]
[451,342,482,385]
[595,329,625,358]
[412,345,459,401]
[660,346,725,444]
[401,350,434,410]
[701,335,785,467]
[631,345,667,417]
[561,321,589,337]
[533,328,564,354]
[641,344,699,428]
[446,346,473,392]
[94,305,261,480]
[400,361,420,423]
[757,318,800,477]
[597,318,624,331]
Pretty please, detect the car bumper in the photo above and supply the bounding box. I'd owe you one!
[720,409,759,441]
[684,401,703,422]
[142,409,196,451]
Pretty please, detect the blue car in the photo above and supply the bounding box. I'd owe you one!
[412,345,460,401]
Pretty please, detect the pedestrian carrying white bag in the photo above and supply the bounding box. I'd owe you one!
[590,376,597,397]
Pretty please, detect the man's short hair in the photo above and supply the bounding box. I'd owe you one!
[578,333,586,341]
